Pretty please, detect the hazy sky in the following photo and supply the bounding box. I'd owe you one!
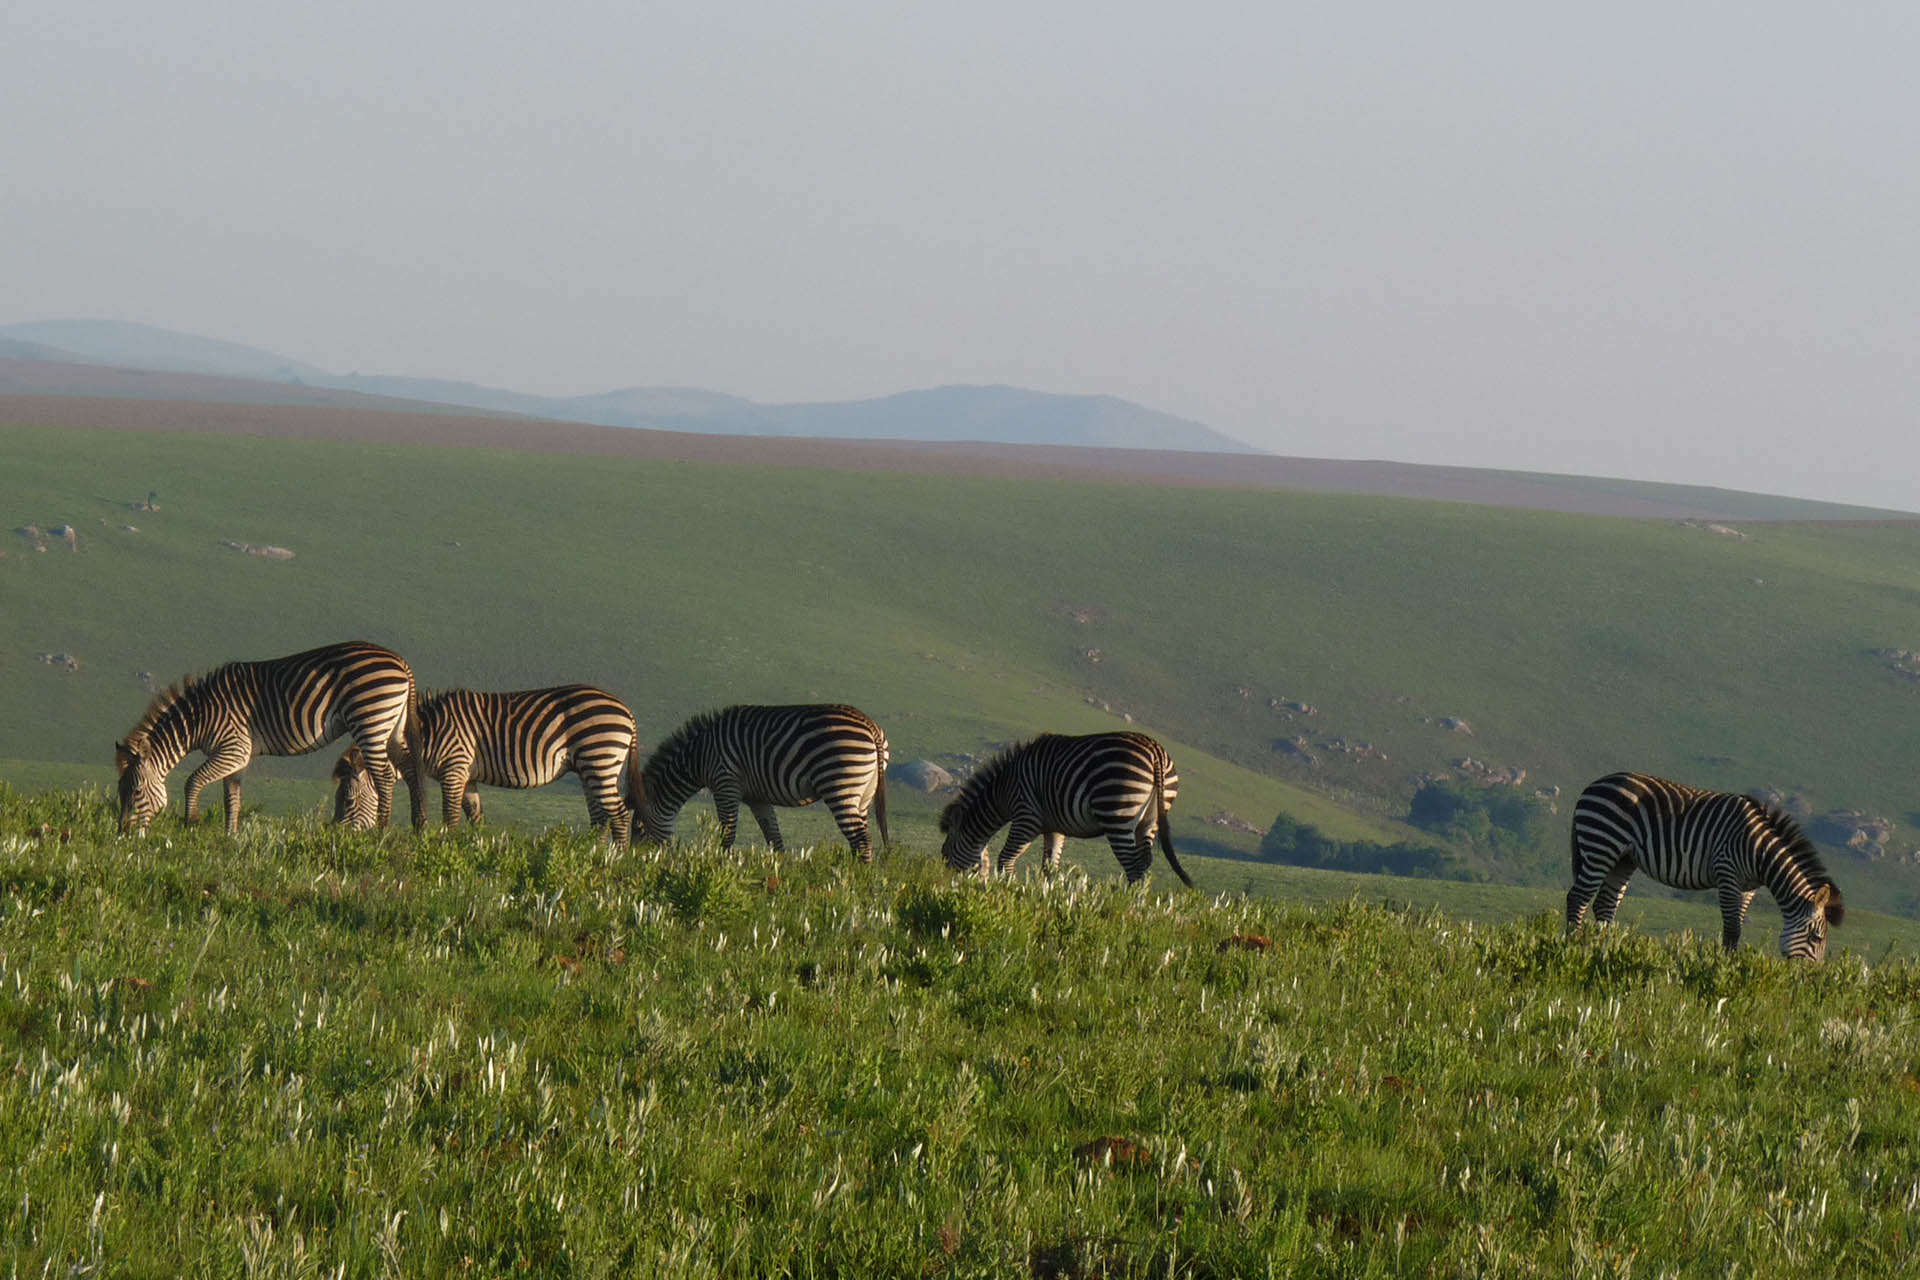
[5,2,1917,508]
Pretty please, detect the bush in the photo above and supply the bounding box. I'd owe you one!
[1408,778,1558,878]
[1258,813,1461,879]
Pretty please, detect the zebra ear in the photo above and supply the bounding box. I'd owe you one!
[1817,883,1846,927]
[114,741,137,771]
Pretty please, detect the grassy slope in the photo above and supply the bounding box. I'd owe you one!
[5,789,1920,1278]
[4,424,1920,913]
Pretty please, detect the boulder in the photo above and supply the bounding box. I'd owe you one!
[889,759,955,793]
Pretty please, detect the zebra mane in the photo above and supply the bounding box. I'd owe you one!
[938,739,1031,833]
[1757,802,1846,922]
[123,673,204,747]
[647,707,729,770]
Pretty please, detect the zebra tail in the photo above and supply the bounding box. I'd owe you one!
[624,742,648,846]
[1153,770,1195,888]
[874,771,891,850]
[403,681,428,829]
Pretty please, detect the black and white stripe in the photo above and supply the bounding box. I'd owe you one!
[380,685,642,849]
[333,745,480,830]
[634,704,890,860]
[115,640,420,835]
[937,731,1193,887]
[1567,771,1844,959]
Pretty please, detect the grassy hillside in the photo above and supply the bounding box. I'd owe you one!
[5,789,1920,1277]
[4,424,1920,914]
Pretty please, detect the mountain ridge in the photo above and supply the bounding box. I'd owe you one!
[0,317,1255,453]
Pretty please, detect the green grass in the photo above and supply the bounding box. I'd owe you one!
[5,786,1920,1277]
[4,424,1920,915]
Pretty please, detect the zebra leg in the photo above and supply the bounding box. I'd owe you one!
[822,799,875,864]
[357,746,400,829]
[440,765,473,828]
[1717,884,1757,951]
[1105,828,1154,884]
[184,746,249,826]
[1041,832,1066,876]
[1591,862,1636,925]
[582,767,629,852]
[996,819,1042,875]
[748,803,787,853]
[1565,850,1622,932]
[712,786,742,850]
[221,775,245,835]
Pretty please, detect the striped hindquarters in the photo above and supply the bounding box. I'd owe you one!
[641,703,888,855]
[1018,731,1176,839]
[420,685,636,792]
[941,730,1181,883]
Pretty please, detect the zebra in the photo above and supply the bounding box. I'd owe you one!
[363,684,643,849]
[1566,771,1844,959]
[633,704,890,860]
[115,640,421,835]
[333,744,481,830]
[937,731,1194,887]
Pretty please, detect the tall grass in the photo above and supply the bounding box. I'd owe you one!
[5,785,1918,1277]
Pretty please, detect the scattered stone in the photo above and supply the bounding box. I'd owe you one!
[889,759,955,793]
[15,524,46,552]
[1680,519,1747,539]
[220,540,296,559]
[1272,736,1318,767]
[1203,811,1265,836]
[1268,697,1316,717]
[1874,649,1920,682]
[1750,787,1814,817]
[1439,716,1473,734]
[37,652,80,670]
[1455,757,1526,786]
[1229,684,1256,699]
[137,671,157,691]
[1811,810,1892,860]
[1049,602,1108,626]
[1077,647,1102,664]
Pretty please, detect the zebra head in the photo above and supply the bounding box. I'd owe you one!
[114,739,169,834]
[1779,882,1844,961]
[331,747,378,830]
[937,752,1015,875]
[631,715,713,844]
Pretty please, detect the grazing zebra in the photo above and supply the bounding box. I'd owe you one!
[371,684,643,849]
[115,640,421,835]
[938,731,1194,887]
[1567,771,1844,959]
[633,704,890,860]
[333,745,481,830]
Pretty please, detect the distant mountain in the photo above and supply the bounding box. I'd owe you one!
[0,318,328,382]
[0,317,1258,453]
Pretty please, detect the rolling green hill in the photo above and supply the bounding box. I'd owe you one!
[4,422,1920,917]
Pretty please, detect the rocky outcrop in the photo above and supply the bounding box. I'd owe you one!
[889,760,955,793]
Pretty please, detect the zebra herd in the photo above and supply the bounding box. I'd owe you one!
[113,639,1847,959]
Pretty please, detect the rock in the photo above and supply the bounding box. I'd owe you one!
[1440,716,1472,734]
[220,540,296,559]
[37,652,80,670]
[889,760,954,792]
[1077,647,1102,664]
[1272,736,1318,767]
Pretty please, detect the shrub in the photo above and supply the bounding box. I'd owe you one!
[1258,813,1462,879]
